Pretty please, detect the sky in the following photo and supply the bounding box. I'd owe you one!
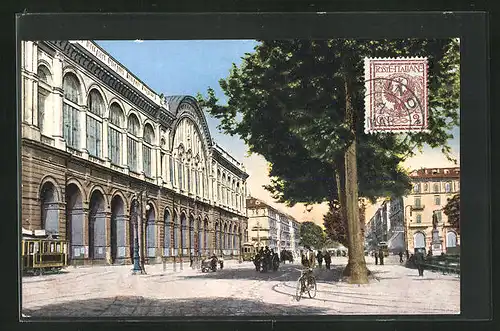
[96,40,460,226]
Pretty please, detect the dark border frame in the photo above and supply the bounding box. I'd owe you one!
[10,11,490,328]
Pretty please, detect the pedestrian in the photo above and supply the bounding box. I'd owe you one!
[317,251,323,268]
[324,251,331,270]
[374,251,379,265]
[406,249,410,261]
[399,251,404,263]
[415,250,425,276]
[378,248,385,265]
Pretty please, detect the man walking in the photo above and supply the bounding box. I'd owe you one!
[378,248,385,265]
[374,251,379,265]
[324,251,332,270]
[399,251,404,263]
[316,251,323,268]
[415,250,425,276]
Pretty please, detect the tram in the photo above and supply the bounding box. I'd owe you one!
[242,242,257,261]
[378,241,390,257]
[21,228,69,275]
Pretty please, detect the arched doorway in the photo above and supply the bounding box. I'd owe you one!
[233,226,238,253]
[110,195,125,264]
[414,232,426,253]
[446,231,457,248]
[145,204,156,261]
[180,213,187,256]
[89,190,106,260]
[189,215,195,257]
[66,183,84,261]
[228,224,233,250]
[40,182,59,235]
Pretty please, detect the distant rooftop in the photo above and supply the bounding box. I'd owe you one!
[410,167,460,179]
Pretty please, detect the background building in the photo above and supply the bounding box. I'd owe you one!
[366,167,460,255]
[246,197,301,252]
[365,197,405,254]
[21,40,249,265]
[405,167,460,254]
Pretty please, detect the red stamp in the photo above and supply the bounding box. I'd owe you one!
[364,57,428,133]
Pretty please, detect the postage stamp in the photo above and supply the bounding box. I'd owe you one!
[364,57,428,133]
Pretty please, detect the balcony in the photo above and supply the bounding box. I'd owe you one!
[89,155,105,166]
[411,204,425,211]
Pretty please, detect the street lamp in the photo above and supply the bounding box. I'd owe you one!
[132,199,142,274]
[404,205,413,254]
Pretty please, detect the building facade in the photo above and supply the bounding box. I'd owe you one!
[365,197,405,254]
[20,40,249,265]
[245,197,301,252]
[405,167,460,254]
[366,167,460,255]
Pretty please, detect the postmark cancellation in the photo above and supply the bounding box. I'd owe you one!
[364,57,428,134]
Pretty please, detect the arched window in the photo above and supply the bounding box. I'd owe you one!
[108,103,124,165]
[143,124,154,177]
[446,232,457,248]
[62,73,81,148]
[86,90,104,157]
[433,183,440,192]
[88,90,104,116]
[127,114,140,172]
[37,65,51,133]
[445,182,452,193]
[413,183,421,193]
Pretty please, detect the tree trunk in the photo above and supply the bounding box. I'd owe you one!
[342,77,369,284]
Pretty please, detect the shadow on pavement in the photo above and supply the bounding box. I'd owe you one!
[22,295,330,319]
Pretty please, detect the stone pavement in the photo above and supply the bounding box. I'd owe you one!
[21,256,460,318]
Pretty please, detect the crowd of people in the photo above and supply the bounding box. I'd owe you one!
[253,247,280,272]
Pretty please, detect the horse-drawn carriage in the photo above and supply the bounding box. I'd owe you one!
[21,229,69,275]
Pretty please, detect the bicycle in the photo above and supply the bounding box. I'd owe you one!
[295,268,317,301]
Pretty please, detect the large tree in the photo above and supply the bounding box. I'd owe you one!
[323,199,367,249]
[443,193,460,234]
[198,39,459,283]
[299,221,326,249]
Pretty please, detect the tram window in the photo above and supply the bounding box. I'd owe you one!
[50,243,55,252]
[43,242,48,253]
[34,242,39,253]
[29,242,34,254]
[56,243,61,252]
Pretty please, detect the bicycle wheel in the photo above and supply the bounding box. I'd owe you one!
[295,278,303,301]
[307,277,317,298]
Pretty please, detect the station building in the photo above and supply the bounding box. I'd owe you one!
[20,40,249,265]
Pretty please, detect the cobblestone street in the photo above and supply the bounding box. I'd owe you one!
[21,257,460,318]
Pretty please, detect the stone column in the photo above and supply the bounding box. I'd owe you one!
[102,210,111,264]
[52,52,65,149]
[102,118,110,166]
[82,207,90,263]
[122,130,128,170]
[80,105,89,159]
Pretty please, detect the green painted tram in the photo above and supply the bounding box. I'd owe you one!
[22,229,69,275]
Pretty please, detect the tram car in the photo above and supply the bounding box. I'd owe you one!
[242,242,257,261]
[21,228,69,275]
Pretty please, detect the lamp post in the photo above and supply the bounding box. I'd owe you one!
[404,205,413,254]
[132,199,142,274]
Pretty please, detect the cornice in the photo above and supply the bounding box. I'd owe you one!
[47,40,175,128]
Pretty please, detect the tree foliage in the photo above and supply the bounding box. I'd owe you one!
[198,39,459,282]
[323,200,367,248]
[198,39,459,206]
[443,193,460,234]
[299,221,326,249]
